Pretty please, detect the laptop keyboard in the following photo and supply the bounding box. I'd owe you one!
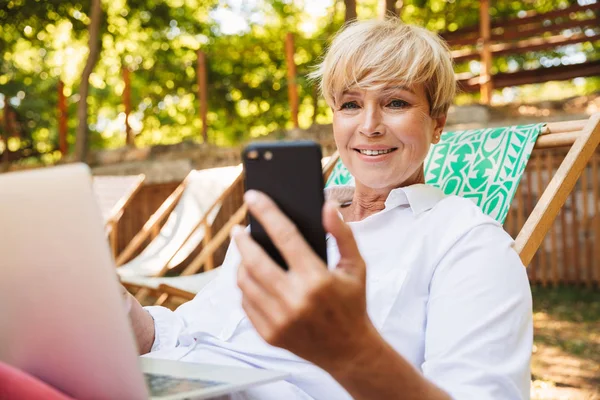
[144,372,224,397]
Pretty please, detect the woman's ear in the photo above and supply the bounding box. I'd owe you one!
[431,114,447,144]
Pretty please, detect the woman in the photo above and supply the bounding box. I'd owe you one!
[130,18,532,399]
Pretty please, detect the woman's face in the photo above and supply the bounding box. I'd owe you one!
[332,83,446,191]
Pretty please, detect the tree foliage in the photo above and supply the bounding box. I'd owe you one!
[0,0,597,165]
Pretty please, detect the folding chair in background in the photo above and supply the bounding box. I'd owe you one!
[140,113,600,308]
[116,165,242,299]
[125,173,248,305]
[133,156,356,307]
[92,174,145,258]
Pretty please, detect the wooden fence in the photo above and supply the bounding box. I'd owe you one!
[112,147,600,286]
[505,149,600,286]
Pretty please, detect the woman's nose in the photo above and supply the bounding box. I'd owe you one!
[358,108,384,137]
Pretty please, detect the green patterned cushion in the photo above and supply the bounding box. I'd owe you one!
[325,124,543,224]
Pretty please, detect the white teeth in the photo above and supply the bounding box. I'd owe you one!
[359,149,393,156]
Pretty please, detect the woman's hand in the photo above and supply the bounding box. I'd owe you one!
[232,190,378,375]
[234,191,452,400]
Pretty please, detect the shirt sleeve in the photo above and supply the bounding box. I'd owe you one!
[145,305,185,352]
[143,238,243,353]
[422,222,533,400]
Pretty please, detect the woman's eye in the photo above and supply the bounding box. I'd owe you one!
[340,101,359,110]
[388,99,409,108]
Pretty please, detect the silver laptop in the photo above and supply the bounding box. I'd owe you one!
[0,164,287,400]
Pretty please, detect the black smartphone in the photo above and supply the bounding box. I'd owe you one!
[242,141,327,270]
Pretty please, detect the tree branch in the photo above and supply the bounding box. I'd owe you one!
[75,0,103,162]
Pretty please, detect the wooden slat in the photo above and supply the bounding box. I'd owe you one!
[571,185,580,285]
[490,16,600,42]
[203,222,215,271]
[156,284,195,302]
[516,181,525,235]
[107,221,118,259]
[105,175,146,226]
[535,154,547,286]
[180,204,249,276]
[115,181,179,255]
[559,180,569,284]
[535,132,581,149]
[546,152,559,286]
[493,2,600,29]
[593,153,600,285]
[581,163,590,287]
[452,32,600,63]
[495,60,600,90]
[525,163,537,278]
[542,119,587,135]
[459,61,600,93]
[116,175,189,265]
[441,2,600,41]
[515,114,600,267]
[494,32,599,57]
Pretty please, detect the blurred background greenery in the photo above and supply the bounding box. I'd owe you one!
[0,0,598,165]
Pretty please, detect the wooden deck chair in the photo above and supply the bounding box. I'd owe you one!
[92,174,145,258]
[143,113,600,308]
[133,157,336,306]
[125,172,248,304]
[116,165,242,290]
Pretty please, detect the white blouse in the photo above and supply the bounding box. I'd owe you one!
[146,184,532,400]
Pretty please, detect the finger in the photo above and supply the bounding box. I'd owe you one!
[237,263,284,325]
[232,224,289,297]
[322,201,364,275]
[240,296,274,343]
[244,190,320,272]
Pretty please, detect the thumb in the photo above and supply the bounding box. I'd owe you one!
[323,201,365,276]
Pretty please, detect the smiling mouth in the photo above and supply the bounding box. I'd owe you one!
[355,148,397,156]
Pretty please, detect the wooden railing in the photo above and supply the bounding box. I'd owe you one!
[442,2,600,103]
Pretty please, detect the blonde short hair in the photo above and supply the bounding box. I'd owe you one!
[311,18,456,118]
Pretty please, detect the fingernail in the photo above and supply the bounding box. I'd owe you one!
[231,225,243,237]
[323,200,339,213]
[244,190,258,205]
[325,200,338,209]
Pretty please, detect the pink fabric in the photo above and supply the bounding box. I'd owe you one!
[0,361,74,400]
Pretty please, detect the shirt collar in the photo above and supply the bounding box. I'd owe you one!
[325,184,446,216]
